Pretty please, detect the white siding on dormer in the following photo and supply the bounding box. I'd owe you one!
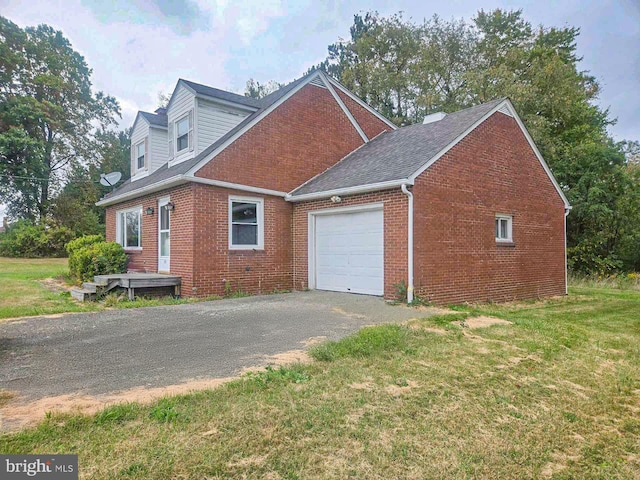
[167,83,196,165]
[196,98,251,153]
[130,118,150,182]
[149,127,168,172]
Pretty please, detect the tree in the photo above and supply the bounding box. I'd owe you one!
[0,17,120,221]
[50,129,131,235]
[244,79,283,99]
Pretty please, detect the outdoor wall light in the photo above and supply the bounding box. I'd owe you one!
[145,207,155,215]
[166,202,175,211]
[330,195,342,204]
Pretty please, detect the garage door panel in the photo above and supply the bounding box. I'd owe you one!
[314,208,384,296]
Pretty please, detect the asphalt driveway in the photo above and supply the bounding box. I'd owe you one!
[0,291,421,403]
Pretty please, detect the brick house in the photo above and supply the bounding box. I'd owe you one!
[97,70,571,304]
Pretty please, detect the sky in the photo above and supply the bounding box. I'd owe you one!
[0,0,638,222]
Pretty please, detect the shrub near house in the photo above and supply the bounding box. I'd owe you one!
[66,235,127,282]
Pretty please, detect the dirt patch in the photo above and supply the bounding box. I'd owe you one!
[385,380,418,396]
[38,277,74,294]
[228,454,267,468]
[0,377,235,432]
[412,305,459,315]
[349,382,375,391]
[264,349,311,365]
[405,318,447,334]
[302,336,327,346]
[331,308,368,320]
[461,316,512,329]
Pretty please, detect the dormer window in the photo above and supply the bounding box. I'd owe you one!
[135,141,146,170]
[176,114,190,153]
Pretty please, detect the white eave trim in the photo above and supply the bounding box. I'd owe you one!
[185,71,324,177]
[407,98,571,209]
[96,175,288,207]
[286,179,410,202]
[320,73,368,142]
[325,76,398,131]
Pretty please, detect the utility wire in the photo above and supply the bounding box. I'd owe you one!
[0,173,103,184]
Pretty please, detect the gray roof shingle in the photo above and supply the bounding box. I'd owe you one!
[139,111,167,127]
[290,98,506,196]
[181,79,262,109]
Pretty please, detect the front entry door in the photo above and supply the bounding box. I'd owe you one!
[158,198,170,272]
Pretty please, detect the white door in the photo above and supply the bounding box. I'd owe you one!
[158,198,170,272]
[314,208,384,295]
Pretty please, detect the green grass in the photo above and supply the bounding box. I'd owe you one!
[1,285,638,479]
[0,257,221,320]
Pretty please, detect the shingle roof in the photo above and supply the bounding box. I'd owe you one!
[139,111,167,127]
[290,98,506,197]
[180,79,262,109]
[101,72,319,202]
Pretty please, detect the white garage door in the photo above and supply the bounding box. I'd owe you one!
[314,208,384,296]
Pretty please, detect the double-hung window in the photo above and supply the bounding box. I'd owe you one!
[229,196,264,249]
[117,207,142,249]
[176,115,190,153]
[135,141,146,170]
[495,214,513,243]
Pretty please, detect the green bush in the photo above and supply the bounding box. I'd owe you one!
[67,236,126,282]
[0,220,74,257]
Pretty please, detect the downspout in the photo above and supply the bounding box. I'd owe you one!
[401,184,414,303]
[564,206,572,295]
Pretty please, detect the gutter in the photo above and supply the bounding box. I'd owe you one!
[401,183,414,303]
[286,179,412,202]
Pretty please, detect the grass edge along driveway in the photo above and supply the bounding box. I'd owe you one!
[1,285,638,479]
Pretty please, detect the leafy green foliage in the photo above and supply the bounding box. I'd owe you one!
[313,9,640,274]
[66,236,126,282]
[0,17,120,221]
[0,220,73,257]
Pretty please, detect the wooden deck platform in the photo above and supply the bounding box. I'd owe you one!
[71,273,182,302]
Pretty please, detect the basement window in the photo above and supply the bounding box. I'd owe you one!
[117,206,142,249]
[495,214,513,243]
[229,196,264,250]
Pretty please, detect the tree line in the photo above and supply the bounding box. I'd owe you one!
[0,11,638,273]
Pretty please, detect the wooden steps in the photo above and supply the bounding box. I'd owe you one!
[71,273,181,302]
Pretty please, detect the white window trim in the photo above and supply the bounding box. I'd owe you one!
[175,113,190,154]
[116,205,143,250]
[228,196,264,250]
[135,140,146,172]
[495,214,513,243]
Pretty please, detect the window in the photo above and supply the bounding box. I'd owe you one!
[135,142,145,170]
[176,115,190,152]
[229,197,264,249]
[117,207,142,249]
[495,214,513,242]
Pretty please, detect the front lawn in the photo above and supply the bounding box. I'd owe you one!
[1,286,638,479]
[0,257,217,320]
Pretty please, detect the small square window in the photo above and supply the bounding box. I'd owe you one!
[495,214,513,242]
[229,197,264,249]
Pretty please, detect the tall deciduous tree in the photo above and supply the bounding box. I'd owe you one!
[0,17,120,221]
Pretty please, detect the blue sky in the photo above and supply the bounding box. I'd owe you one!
[0,0,638,222]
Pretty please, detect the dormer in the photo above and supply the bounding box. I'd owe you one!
[130,108,168,182]
[166,79,260,167]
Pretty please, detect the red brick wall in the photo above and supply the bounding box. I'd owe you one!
[195,84,365,193]
[413,112,567,304]
[105,184,195,293]
[292,189,408,299]
[335,88,392,140]
[190,184,293,297]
